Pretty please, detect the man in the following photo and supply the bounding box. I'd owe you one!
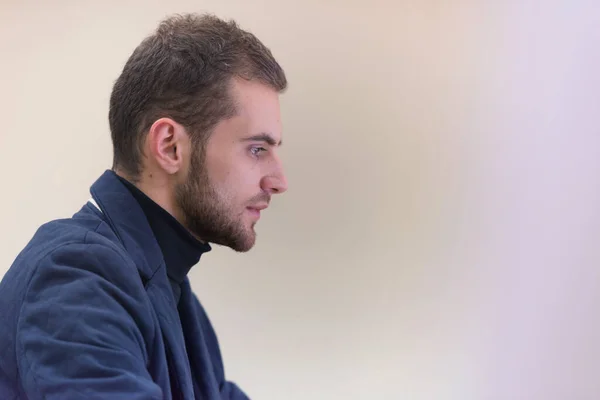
[0,12,287,399]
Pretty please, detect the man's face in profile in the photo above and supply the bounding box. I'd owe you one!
[176,78,288,252]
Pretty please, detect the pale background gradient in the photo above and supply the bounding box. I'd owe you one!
[1,1,600,399]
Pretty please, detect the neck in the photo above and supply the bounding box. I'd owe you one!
[114,168,178,218]
[113,168,206,244]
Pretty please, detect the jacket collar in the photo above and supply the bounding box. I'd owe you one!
[89,169,164,282]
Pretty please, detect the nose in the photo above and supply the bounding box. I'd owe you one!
[260,169,288,195]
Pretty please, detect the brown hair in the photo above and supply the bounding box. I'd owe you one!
[108,13,287,180]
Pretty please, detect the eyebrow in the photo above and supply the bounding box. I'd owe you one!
[242,133,282,147]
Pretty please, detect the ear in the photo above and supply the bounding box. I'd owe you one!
[147,117,189,175]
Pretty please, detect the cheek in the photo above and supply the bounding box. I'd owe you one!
[227,169,264,202]
[209,171,244,204]
[206,150,265,200]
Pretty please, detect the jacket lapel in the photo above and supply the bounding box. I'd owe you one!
[88,169,195,399]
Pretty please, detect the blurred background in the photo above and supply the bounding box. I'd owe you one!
[1,1,600,399]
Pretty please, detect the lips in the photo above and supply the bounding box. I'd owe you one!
[249,204,268,211]
[246,204,268,219]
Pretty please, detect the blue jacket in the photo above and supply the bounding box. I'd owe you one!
[0,170,249,399]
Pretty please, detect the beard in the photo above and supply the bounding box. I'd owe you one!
[174,149,260,252]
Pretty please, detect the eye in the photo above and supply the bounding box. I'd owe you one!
[250,146,267,157]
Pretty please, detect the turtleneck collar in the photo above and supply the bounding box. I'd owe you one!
[116,175,211,300]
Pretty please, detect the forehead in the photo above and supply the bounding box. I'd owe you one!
[204,78,283,152]
[229,78,282,138]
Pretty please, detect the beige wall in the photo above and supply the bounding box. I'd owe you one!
[2,1,600,399]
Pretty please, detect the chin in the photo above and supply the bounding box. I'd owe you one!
[237,235,257,252]
[219,229,256,253]
[228,241,255,253]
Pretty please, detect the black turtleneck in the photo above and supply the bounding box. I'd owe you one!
[117,176,211,303]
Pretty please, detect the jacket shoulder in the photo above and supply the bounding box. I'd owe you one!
[14,230,162,399]
[0,208,162,399]
[1,205,139,304]
[15,204,127,263]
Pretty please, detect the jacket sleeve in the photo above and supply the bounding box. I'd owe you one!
[16,241,163,400]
